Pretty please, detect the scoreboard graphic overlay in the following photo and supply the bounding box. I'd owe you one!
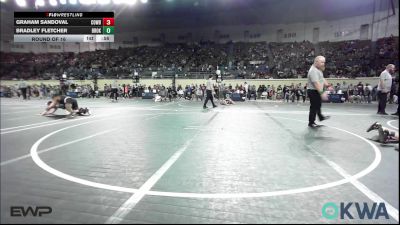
[14,12,114,43]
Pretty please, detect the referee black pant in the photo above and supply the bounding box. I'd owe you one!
[20,88,27,100]
[203,90,216,108]
[111,88,118,101]
[377,91,388,114]
[307,89,325,125]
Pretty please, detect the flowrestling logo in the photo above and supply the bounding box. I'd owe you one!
[322,202,389,220]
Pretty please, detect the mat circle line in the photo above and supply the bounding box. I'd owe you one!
[30,115,381,198]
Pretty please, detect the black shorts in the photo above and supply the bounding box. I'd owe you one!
[60,98,78,110]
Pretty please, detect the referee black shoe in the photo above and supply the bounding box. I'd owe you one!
[319,116,330,121]
[377,112,388,115]
[308,123,321,128]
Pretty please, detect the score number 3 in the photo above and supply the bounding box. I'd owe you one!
[103,18,114,26]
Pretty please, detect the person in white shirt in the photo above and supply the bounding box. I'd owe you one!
[377,64,395,115]
[364,83,373,103]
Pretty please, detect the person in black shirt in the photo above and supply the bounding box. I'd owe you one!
[257,85,263,99]
[283,85,290,102]
[277,85,283,100]
[356,82,364,102]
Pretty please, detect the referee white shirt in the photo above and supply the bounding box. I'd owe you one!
[206,77,213,91]
[307,65,325,90]
[111,80,118,89]
[377,70,392,93]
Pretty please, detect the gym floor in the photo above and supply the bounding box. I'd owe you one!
[1,97,399,224]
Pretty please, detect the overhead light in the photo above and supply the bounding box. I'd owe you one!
[69,0,77,4]
[140,0,147,3]
[59,0,67,4]
[49,0,58,6]
[97,0,110,4]
[0,0,7,3]
[35,0,45,7]
[16,0,27,7]
[79,0,96,5]
[113,0,124,4]
[126,0,137,5]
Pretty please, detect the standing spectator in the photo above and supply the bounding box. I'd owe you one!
[39,83,45,99]
[213,84,220,100]
[195,86,203,101]
[257,85,263,99]
[276,85,283,100]
[302,85,307,103]
[389,78,396,104]
[295,85,302,102]
[124,84,130,99]
[391,75,399,116]
[283,85,290,102]
[89,86,96,98]
[250,85,257,100]
[364,83,372,104]
[103,84,108,97]
[335,83,341,94]
[290,85,296,102]
[27,85,32,100]
[342,81,349,102]
[270,85,276,100]
[356,82,364,102]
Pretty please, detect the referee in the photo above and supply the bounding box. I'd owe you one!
[18,79,27,100]
[203,75,217,109]
[111,79,119,101]
[377,64,395,115]
[307,56,332,128]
